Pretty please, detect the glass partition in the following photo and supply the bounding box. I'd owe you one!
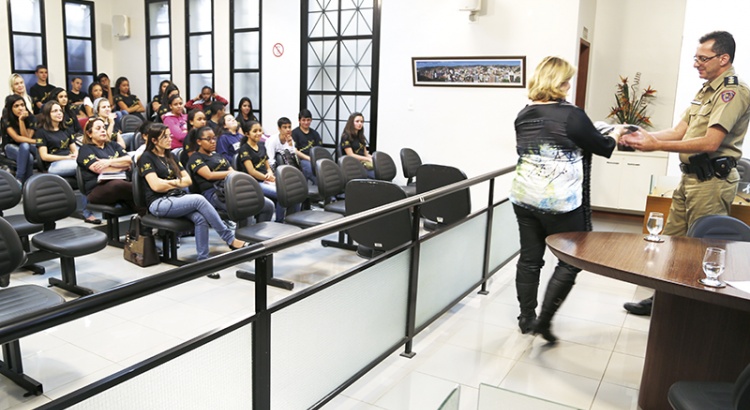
[488,201,519,273]
[270,252,410,409]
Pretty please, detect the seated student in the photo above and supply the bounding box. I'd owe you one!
[9,73,34,114]
[29,65,56,115]
[77,117,144,214]
[238,121,300,223]
[138,123,247,270]
[179,109,208,167]
[215,113,242,164]
[186,126,273,223]
[291,109,323,184]
[47,88,83,136]
[113,77,147,120]
[93,97,126,149]
[2,94,37,184]
[83,82,105,118]
[161,94,188,149]
[235,97,258,135]
[68,77,87,118]
[265,117,304,172]
[156,83,180,122]
[150,80,171,121]
[205,100,226,132]
[96,73,115,106]
[185,86,228,112]
[340,112,374,178]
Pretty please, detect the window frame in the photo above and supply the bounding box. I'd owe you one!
[185,0,215,100]
[61,0,97,92]
[145,0,173,104]
[7,0,48,87]
[229,0,262,122]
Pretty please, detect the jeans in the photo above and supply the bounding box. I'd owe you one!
[47,158,77,177]
[149,193,236,260]
[513,204,583,286]
[299,159,317,185]
[4,143,37,182]
[259,181,300,222]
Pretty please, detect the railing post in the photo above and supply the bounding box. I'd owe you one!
[252,255,272,409]
[401,205,421,358]
[479,178,496,295]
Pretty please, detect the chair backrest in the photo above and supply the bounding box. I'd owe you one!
[687,215,750,241]
[75,166,88,195]
[121,132,135,151]
[0,217,26,282]
[0,169,22,212]
[131,131,144,151]
[275,165,309,207]
[121,115,144,133]
[737,158,750,183]
[232,153,241,172]
[316,158,345,199]
[416,164,471,226]
[372,151,397,182]
[23,174,78,224]
[310,146,333,176]
[345,179,411,251]
[338,155,368,183]
[224,172,267,222]
[400,148,422,183]
[131,159,148,209]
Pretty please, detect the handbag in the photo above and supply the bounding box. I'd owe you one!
[123,215,161,267]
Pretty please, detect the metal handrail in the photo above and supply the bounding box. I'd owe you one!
[0,165,514,345]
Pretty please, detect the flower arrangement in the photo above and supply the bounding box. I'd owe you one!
[608,72,657,128]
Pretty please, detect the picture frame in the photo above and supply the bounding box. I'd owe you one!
[412,56,526,88]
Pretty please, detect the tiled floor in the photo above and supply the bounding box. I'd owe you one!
[0,209,649,410]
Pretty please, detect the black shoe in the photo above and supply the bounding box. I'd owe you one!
[623,296,653,316]
[207,273,220,279]
[531,319,558,343]
[518,314,536,334]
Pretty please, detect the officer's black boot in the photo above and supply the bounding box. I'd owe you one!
[516,281,538,334]
[532,268,576,343]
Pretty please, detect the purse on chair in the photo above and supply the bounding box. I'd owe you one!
[123,215,160,267]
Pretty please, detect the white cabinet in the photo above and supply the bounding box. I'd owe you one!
[590,152,668,213]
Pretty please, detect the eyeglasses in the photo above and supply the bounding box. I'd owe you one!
[200,137,218,142]
[694,54,720,63]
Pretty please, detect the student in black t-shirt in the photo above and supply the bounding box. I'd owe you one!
[340,112,374,178]
[47,88,82,136]
[1,94,37,183]
[114,77,146,120]
[29,65,56,115]
[291,109,323,184]
[68,77,87,118]
[235,97,258,135]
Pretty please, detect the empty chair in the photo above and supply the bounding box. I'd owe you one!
[416,164,471,230]
[309,146,333,177]
[275,165,343,228]
[132,162,193,266]
[345,179,412,258]
[400,148,422,196]
[338,155,368,183]
[224,172,302,290]
[668,361,750,410]
[120,114,143,133]
[687,215,750,241]
[23,174,109,296]
[0,169,44,279]
[0,217,65,396]
[372,151,415,197]
[737,158,750,183]
[315,158,357,250]
[75,167,134,247]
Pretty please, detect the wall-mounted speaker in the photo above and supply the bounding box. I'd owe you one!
[112,15,130,38]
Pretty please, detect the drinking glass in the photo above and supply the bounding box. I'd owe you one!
[644,212,664,242]
[700,247,726,288]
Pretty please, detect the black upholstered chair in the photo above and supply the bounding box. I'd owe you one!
[132,159,193,266]
[345,179,412,258]
[687,215,750,241]
[372,151,415,197]
[275,165,343,228]
[23,174,108,296]
[309,146,333,177]
[75,166,134,248]
[0,170,44,278]
[416,164,471,230]
[338,155,368,183]
[0,217,65,396]
[121,114,143,133]
[668,358,750,409]
[224,172,302,290]
[400,148,422,196]
[737,158,750,183]
[315,158,357,250]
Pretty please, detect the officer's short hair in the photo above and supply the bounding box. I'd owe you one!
[700,31,736,63]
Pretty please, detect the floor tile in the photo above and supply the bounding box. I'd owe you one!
[373,372,462,410]
[68,321,182,363]
[413,343,515,387]
[614,328,647,358]
[499,361,599,409]
[590,382,640,410]
[602,352,644,390]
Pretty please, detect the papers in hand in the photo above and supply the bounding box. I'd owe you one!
[98,172,127,182]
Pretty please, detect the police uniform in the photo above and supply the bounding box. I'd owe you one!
[665,67,750,236]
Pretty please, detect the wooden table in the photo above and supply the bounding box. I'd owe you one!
[546,232,750,410]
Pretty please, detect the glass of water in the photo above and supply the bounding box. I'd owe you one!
[700,247,726,288]
[645,212,664,242]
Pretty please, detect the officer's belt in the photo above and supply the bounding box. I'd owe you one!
[679,156,737,174]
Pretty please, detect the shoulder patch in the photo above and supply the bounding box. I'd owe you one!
[721,90,736,103]
[725,76,738,86]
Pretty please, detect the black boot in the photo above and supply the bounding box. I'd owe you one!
[532,272,575,343]
[516,282,538,334]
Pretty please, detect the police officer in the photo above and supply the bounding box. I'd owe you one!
[621,30,750,316]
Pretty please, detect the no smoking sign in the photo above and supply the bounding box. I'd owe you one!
[273,43,284,57]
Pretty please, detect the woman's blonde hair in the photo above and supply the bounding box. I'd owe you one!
[527,56,576,102]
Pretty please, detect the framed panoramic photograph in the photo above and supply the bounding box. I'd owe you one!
[412,56,526,88]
